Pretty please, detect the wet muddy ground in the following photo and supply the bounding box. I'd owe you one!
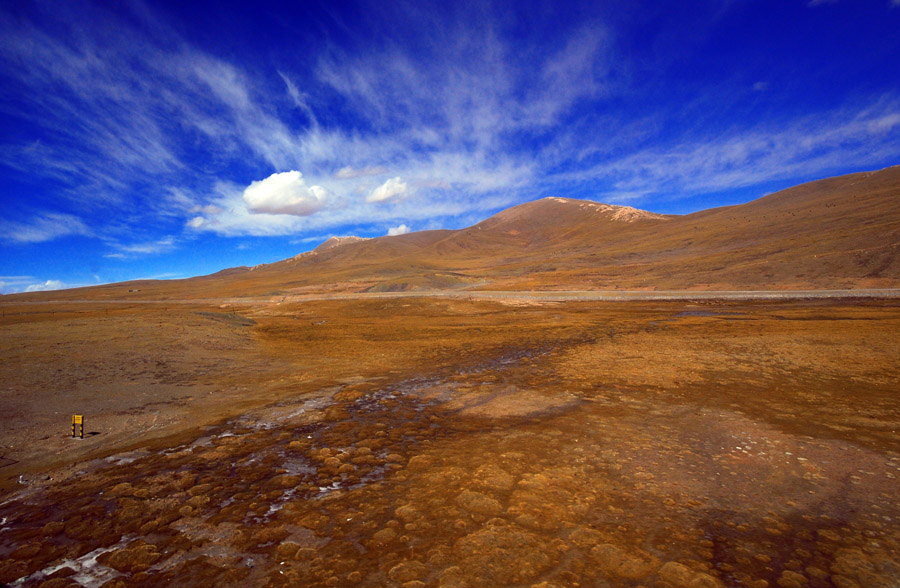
[1,298,898,587]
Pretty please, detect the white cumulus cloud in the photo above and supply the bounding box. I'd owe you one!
[387,224,411,236]
[367,177,408,203]
[242,170,329,216]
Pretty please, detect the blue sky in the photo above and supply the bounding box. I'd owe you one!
[1,0,899,293]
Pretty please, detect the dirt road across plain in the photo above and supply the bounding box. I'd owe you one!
[2,288,900,309]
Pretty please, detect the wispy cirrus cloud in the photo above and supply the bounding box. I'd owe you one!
[0,275,35,293]
[0,213,92,244]
[809,0,899,9]
[0,2,608,240]
[558,97,900,203]
[2,0,900,251]
[0,13,182,200]
[0,3,306,221]
[104,237,178,260]
[334,166,388,179]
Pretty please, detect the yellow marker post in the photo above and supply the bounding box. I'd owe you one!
[72,415,84,439]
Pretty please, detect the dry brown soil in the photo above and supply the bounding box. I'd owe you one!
[1,297,899,588]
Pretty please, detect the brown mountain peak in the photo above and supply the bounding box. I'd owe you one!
[478,197,669,230]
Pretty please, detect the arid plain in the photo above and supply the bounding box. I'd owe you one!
[2,169,900,588]
[2,296,899,588]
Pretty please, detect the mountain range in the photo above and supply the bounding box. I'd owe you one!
[9,166,900,300]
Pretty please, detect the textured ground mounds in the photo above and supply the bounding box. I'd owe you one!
[1,299,899,587]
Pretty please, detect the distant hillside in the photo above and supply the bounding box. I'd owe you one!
[9,166,900,300]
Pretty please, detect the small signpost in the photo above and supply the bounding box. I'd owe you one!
[72,415,84,439]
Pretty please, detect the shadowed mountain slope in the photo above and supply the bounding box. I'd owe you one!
[10,166,900,300]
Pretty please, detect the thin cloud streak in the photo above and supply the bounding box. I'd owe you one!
[0,213,93,244]
[104,237,178,259]
[559,98,900,203]
[0,277,89,294]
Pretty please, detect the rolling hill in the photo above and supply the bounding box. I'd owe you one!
[9,166,900,300]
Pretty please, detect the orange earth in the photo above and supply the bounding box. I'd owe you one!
[1,295,898,588]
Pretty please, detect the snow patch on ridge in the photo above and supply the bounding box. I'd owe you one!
[543,197,668,222]
[315,236,369,251]
[289,235,370,262]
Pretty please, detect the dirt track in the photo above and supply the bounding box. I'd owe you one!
[3,288,899,309]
